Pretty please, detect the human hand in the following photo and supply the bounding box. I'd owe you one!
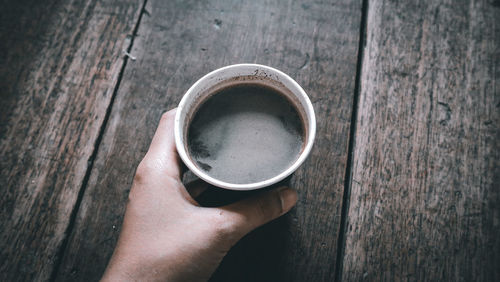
[101,109,298,282]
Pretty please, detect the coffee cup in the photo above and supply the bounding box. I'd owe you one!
[174,64,316,190]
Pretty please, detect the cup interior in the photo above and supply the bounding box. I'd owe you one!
[175,64,316,190]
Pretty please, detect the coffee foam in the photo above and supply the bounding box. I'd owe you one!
[186,83,305,184]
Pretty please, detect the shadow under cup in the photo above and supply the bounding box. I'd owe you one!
[174,64,316,191]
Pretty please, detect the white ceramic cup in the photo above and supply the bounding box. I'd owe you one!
[174,64,316,190]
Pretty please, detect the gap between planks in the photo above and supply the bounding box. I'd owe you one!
[48,0,149,281]
[47,0,367,279]
[334,0,369,281]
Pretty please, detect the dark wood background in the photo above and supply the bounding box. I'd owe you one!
[0,0,498,281]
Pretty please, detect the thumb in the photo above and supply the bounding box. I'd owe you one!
[219,187,298,237]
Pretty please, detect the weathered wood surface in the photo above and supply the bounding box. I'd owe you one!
[55,0,362,281]
[341,0,500,281]
[0,0,142,280]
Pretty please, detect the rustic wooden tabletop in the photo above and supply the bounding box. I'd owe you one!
[1,0,498,281]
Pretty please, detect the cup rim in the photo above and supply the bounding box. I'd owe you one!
[174,63,316,190]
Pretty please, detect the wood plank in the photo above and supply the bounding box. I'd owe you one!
[0,0,143,280]
[342,0,500,281]
[55,0,363,281]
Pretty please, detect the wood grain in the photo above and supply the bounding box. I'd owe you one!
[55,0,362,281]
[341,0,500,281]
[0,0,142,280]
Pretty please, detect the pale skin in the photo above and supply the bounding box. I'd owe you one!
[101,109,298,282]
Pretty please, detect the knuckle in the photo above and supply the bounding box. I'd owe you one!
[134,160,151,182]
[127,188,136,203]
[256,196,271,219]
[257,191,283,219]
[127,182,141,204]
[209,210,239,240]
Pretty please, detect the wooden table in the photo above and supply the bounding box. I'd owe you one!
[1,0,498,281]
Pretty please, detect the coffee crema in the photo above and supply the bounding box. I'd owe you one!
[187,83,305,184]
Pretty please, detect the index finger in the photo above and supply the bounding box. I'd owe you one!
[143,109,182,178]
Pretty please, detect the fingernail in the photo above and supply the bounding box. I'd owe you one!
[279,188,298,213]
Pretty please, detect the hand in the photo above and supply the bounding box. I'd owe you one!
[101,109,298,282]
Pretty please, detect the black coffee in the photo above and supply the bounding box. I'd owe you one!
[187,83,305,184]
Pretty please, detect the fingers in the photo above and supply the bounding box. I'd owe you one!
[185,179,209,198]
[218,187,298,237]
[142,109,182,178]
[148,109,177,156]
